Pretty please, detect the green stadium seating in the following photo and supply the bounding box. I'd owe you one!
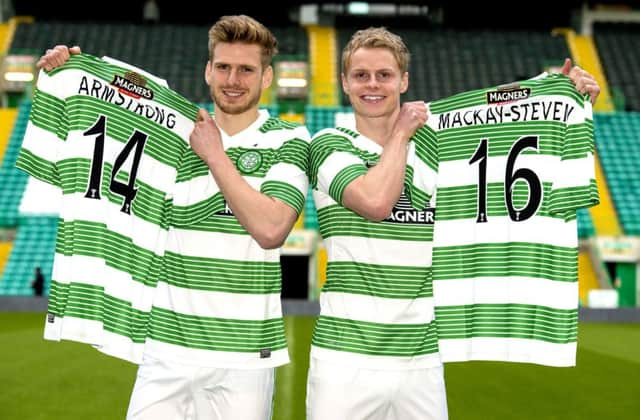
[593,23,640,111]
[594,112,640,235]
[11,22,308,104]
[0,101,31,227]
[337,27,571,105]
[0,216,58,295]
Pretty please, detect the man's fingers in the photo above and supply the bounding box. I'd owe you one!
[197,108,210,122]
[69,46,82,55]
[560,58,572,75]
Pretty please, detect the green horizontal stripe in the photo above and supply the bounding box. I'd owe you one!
[65,95,187,168]
[312,315,439,357]
[56,158,169,227]
[57,219,163,287]
[47,53,199,117]
[318,205,432,241]
[433,242,578,282]
[29,88,65,132]
[15,148,59,186]
[163,251,281,294]
[47,281,148,343]
[435,182,555,221]
[261,181,305,213]
[309,131,378,188]
[549,181,599,214]
[435,303,577,344]
[148,306,287,353]
[324,261,432,299]
[328,164,367,205]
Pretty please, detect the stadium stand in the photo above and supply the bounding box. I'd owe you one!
[594,112,640,235]
[593,22,640,111]
[337,27,572,104]
[10,21,308,103]
[0,13,636,299]
[0,100,30,227]
[0,215,57,295]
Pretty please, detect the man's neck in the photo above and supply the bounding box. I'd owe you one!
[354,109,400,146]
[214,107,261,136]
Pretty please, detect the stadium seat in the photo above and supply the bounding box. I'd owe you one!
[594,112,640,235]
[0,101,31,227]
[593,22,640,111]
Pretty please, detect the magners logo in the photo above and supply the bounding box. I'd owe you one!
[486,85,530,105]
[111,71,154,100]
[384,193,434,225]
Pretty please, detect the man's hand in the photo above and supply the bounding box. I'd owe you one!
[36,45,82,71]
[560,58,601,105]
[392,101,428,142]
[189,109,224,165]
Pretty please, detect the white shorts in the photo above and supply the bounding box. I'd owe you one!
[126,356,275,420]
[306,358,448,420]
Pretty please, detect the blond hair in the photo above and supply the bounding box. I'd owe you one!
[341,27,410,74]
[208,15,278,68]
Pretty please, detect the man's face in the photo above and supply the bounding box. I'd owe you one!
[342,47,408,118]
[205,42,272,115]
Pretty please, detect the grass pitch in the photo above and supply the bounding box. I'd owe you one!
[1,313,638,419]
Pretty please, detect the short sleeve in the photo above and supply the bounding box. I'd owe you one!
[260,126,311,214]
[549,96,600,214]
[15,69,69,187]
[309,128,369,205]
[406,125,438,210]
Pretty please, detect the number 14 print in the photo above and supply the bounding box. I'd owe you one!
[83,115,148,214]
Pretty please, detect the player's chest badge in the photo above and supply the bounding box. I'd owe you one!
[237,150,262,174]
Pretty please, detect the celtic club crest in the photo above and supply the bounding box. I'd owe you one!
[237,150,262,173]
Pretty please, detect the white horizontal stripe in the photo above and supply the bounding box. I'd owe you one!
[407,146,437,196]
[166,227,280,262]
[60,129,179,195]
[324,235,432,267]
[144,339,290,368]
[60,195,168,255]
[44,316,103,345]
[43,313,63,341]
[433,276,578,309]
[351,133,382,154]
[554,154,595,188]
[427,93,585,130]
[96,331,144,364]
[153,282,283,320]
[264,162,308,194]
[310,347,442,370]
[173,173,219,206]
[36,68,74,99]
[433,215,578,248]
[439,337,576,367]
[55,254,157,310]
[438,154,562,188]
[320,291,435,325]
[21,122,61,163]
[41,68,196,135]
[318,151,363,196]
[312,189,337,210]
[19,176,61,214]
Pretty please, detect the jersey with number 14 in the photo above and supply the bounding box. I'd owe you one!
[16,53,213,363]
[424,73,599,367]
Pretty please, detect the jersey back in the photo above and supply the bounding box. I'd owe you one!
[425,74,599,366]
[16,53,208,363]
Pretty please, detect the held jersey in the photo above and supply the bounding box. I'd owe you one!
[143,110,311,368]
[15,53,213,363]
[308,127,441,369]
[423,73,599,367]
